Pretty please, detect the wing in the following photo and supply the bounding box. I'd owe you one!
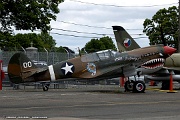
[122,65,137,77]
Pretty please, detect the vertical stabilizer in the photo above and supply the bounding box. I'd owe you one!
[112,26,140,52]
[8,53,37,83]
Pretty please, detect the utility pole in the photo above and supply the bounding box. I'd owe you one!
[178,0,180,52]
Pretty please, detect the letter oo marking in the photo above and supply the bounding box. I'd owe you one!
[23,61,32,68]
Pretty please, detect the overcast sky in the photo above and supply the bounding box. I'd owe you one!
[18,0,179,52]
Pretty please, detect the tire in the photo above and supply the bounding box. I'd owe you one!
[43,85,49,91]
[124,81,134,92]
[133,81,146,93]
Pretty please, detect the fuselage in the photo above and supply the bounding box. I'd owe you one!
[32,45,175,82]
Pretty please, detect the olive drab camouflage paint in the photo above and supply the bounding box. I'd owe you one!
[8,45,176,84]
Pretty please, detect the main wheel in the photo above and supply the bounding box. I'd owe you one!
[124,81,134,92]
[133,81,146,93]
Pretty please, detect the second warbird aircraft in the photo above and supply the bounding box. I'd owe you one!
[8,30,176,93]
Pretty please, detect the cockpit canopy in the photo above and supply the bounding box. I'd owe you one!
[81,49,117,62]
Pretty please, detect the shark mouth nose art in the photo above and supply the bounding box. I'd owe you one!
[142,58,165,69]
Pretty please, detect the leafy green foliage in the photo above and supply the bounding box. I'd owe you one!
[99,36,117,50]
[0,32,16,51]
[143,6,178,49]
[0,0,64,51]
[38,32,56,50]
[83,36,117,53]
[0,0,64,33]
[0,32,56,51]
[52,46,66,53]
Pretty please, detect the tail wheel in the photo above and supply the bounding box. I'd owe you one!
[124,81,134,92]
[43,84,49,91]
[43,85,49,91]
[133,81,146,93]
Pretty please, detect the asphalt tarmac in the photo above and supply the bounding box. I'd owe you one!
[1,85,180,120]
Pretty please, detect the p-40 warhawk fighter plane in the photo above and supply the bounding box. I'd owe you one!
[8,44,175,92]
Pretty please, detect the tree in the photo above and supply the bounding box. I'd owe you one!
[0,32,16,51]
[143,6,178,50]
[0,32,56,51]
[38,32,56,50]
[52,46,66,53]
[14,33,44,49]
[99,36,117,51]
[0,0,64,33]
[84,36,117,53]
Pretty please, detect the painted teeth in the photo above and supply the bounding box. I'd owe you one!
[142,58,165,69]
[142,58,164,65]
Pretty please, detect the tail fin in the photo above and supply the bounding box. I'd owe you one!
[8,53,37,84]
[112,26,140,52]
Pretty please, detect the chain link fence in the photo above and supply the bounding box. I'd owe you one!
[0,51,115,89]
[0,51,76,88]
[1,51,75,67]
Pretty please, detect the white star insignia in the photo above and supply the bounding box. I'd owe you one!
[61,62,74,75]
